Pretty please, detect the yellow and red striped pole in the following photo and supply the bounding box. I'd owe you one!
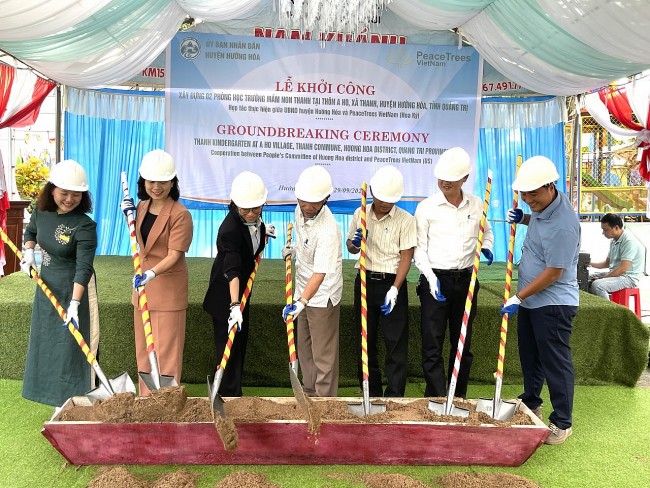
[120,172,164,390]
[0,228,115,396]
[493,156,522,407]
[444,169,493,415]
[284,224,298,372]
[359,182,371,414]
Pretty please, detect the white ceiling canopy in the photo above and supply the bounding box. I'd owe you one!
[0,0,647,95]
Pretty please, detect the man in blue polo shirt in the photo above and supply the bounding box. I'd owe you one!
[589,213,645,299]
[501,155,580,445]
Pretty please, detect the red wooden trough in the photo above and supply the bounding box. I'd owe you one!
[42,397,549,466]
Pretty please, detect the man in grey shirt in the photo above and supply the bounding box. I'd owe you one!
[589,213,645,299]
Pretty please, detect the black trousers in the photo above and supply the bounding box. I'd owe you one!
[211,303,251,397]
[353,273,409,397]
[518,305,576,429]
[418,270,479,398]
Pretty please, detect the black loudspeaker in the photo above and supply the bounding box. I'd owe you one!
[577,252,590,292]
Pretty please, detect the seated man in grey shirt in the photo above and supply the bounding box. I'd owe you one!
[589,213,645,299]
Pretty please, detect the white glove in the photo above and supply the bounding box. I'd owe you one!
[64,299,80,329]
[282,301,305,321]
[227,304,243,333]
[281,244,296,260]
[425,271,446,302]
[381,286,398,315]
[265,223,277,239]
[20,248,36,278]
[133,270,156,289]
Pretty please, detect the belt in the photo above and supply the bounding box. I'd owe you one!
[364,271,396,280]
[431,267,472,277]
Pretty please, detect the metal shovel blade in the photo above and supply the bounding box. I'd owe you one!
[86,371,136,403]
[207,371,226,418]
[289,362,308,409]
[428,398,470,418]
[139,371,177,392]
[347,380,387,417]
[476,397,519,421]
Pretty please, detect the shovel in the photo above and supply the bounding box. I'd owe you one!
[283,224,314,420]
[208,248,264,419]
[348,182,386,417]
[477,158,522,421]
[0,229,135,402]
[121,172,176,391]
[428,170,493,418]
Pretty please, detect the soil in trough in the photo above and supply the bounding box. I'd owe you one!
[58,386,534,427]
[87,467,540,488]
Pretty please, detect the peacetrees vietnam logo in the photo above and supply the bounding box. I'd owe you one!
[180,38,200,60]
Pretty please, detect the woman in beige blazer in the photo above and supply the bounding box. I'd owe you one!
[121,150,193,396]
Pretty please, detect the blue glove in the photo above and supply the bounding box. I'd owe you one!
[351,228,364,248]
[507,208,523,224]
[500,295,522,316]
[282,301,305,321]
[133,270,156,289]
[423,272,446,302]
[481,248,494,265]
[121,197,135,217]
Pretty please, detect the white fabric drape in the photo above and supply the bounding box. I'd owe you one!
[28,3,186,87]
[462,12,611,96]
[583,93,638,137]
[481,96,567,130]
[0,0,648,93]
[0,0,112,41]
[536,0,650,64]
[177,0,264,21]
[389,0,484,30]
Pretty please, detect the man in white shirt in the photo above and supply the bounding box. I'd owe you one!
[414,147,494,399]
[282,165,343,397]
[346,166,416,397]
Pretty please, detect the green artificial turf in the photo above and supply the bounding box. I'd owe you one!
[0,258,648,389]
[1,379,648,488]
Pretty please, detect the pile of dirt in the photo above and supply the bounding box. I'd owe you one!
[362,473,429,488]
[214,470,280,488]
[437,472,540,488]
[60,394,534,427]
[60,387,188,423]
[87,466,198,488]
[87,466,148,488]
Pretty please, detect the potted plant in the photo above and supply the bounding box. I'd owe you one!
[15,155,50,213]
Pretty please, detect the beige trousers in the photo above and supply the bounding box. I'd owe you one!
[296,300,340,397]
[134,308,186,396]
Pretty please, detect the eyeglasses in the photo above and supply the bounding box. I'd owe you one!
[238,206,263,215]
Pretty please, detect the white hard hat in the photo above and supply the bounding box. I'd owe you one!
[434,147,472,181]
[139,150,176,181]
[369,165,404,203]
[48,160,88,192]
[294,166,333,202]
[512,156,560,191]
[230,171,268,208]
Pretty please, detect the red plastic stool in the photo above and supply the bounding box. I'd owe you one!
[610,288,642,318]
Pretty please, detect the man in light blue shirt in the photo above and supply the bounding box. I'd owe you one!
[501,156,580,446]
[589,213,645,299]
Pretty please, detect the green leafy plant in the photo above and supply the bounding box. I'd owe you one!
[15,156,50,213]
